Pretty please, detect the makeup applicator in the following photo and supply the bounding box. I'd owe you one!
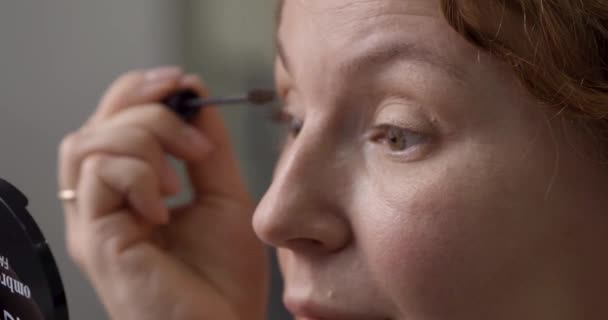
[163,89,276,121]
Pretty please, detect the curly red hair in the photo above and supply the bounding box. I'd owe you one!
[441,0,608,155]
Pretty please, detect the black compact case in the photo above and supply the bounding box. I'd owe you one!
[0,179,68,320]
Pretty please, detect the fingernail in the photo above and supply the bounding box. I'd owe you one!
[182,127,213,154]
[145,66,182,81]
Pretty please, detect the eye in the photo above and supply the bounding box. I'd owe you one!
[370,124,427,152]
[272,109,304,138]
[386,126,408,151]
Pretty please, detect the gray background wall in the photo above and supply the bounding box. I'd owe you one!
[0,1,287,319]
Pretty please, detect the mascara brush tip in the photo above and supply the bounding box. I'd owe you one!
[247,89,276,105]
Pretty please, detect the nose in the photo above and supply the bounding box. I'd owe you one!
[253,134,352,255]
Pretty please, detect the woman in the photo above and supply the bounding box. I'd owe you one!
[58,0,608,319]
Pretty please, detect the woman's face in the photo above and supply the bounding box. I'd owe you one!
[253,0,608,319]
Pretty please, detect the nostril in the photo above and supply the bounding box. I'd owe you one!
[285,238,325,252]
[304,239,323,247]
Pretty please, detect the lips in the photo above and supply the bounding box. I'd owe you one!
[285,296,388,320]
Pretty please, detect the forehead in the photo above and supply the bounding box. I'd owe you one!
[279,0,441,43]
[277,0,476,80]
[281,0,440,19]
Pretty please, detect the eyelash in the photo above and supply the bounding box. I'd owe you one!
[368,124,428,153]
[271,109,304,138]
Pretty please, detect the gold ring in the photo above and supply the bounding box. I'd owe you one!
[58,189,77,201]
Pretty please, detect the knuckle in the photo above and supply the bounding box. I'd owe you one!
[59,132,80,158]
[81,154,109,175]
[59,127,97,161]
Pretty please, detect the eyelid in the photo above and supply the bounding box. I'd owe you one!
[366,124,421,141]
[372,98,436,135]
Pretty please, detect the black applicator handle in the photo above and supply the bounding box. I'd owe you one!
[162,89,202,122]
[163,88,277,122]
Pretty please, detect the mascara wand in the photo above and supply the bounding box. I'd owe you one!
[163,89,276,121]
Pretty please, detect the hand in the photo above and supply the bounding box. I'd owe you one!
[58,67,268,320]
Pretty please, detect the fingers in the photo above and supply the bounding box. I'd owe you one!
[60,66,189,272]
[107,104,213,161]
[78,155,168,224]
[67,155,162,271]
[58,67,252,242]
[88,66,183,124]
[59,104,214,198]
[60,125,173,196]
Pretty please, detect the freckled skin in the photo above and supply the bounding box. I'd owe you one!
[253,0,608,319]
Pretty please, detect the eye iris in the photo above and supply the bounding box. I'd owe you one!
[387,127,407,151]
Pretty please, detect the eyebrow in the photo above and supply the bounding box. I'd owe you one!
[276,37,468,84]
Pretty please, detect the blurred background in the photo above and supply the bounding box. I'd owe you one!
[0,1,289,319]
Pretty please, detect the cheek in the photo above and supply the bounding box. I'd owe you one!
[353,144,557,316]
